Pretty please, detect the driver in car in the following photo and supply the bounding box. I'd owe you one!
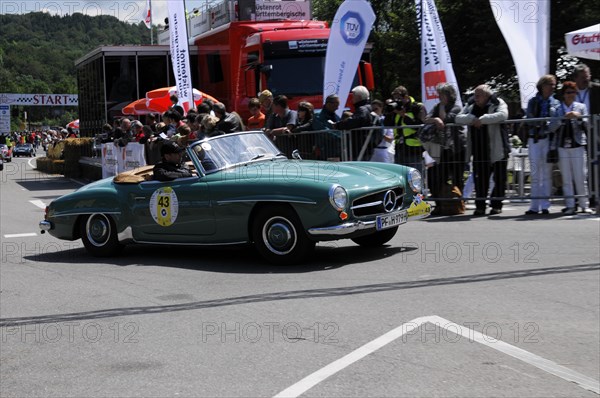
[153,141,193,181]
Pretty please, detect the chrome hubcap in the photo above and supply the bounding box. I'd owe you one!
[263,217,297,255]
[86,214,111,247]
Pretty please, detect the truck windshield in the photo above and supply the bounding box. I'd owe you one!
[265,56,360,97]
[265,56,324,96]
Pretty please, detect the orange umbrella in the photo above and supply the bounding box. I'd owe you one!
[145,86,219,113]
[122,99,154,115]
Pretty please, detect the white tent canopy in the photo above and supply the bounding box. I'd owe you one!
[565,24,600,60]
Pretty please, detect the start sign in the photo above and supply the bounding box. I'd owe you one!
[0,93,78,106]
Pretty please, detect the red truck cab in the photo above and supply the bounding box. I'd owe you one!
[193,20,374,120]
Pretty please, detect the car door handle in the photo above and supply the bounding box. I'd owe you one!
[134,197,146,201]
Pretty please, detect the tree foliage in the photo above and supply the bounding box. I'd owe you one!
[0,12,150,127]
[1,3,598,124]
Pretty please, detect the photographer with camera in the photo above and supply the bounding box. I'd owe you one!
[384,86,427,174]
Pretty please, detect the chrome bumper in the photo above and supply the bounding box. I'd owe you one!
[39,220,52,233]
[308,220,376,236]
[307,202,430,237]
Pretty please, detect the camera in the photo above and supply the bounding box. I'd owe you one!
[384,99,407,114]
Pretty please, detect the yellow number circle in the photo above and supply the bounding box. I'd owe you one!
[149,187,179,227]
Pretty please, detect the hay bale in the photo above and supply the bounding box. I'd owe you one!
[52,160,65,175]
[35,157,53,173]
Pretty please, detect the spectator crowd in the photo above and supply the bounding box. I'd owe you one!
[6,63,597,216]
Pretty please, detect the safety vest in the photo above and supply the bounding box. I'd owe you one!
[394,108,421,147]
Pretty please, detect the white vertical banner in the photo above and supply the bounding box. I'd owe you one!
[119,144,147,173]
[416,0,462,112]
[101,143,118,179]
[143,0,152,29]
[323,0,376,118]
[167,0,195,113]
[490,0,550,109]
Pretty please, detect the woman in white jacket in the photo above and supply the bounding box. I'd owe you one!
[550,81,591,215]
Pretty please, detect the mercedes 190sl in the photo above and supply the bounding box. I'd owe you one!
[40,131,430,264]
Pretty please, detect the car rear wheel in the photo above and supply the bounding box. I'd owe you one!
[351,227,398,247]
[252,205,315,265]
[80,214,123,257]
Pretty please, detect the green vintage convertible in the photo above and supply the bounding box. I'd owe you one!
[40,131,430,264]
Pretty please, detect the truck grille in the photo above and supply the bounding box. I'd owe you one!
[351,187,405,217]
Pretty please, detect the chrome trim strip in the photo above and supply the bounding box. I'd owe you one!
[308,220,376,236]
[216,199,317,205]
[52,211,121,218]
[351,200,382,210]
[409,212,430,221]
[132,239,248,246]
[39,220,52,231]
[351,186,404,204]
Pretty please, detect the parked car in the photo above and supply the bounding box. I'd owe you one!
[13,143,36,157]
[40,131,430,264]
[0,144,11,162]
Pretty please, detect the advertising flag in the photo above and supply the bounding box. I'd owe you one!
[144,0,152,29]
[323,0,376,118]
[167,0,195,113]
[565,24,600,61]
[491,0,550,109]
[416,0,462,111]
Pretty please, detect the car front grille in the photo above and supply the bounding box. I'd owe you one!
[351,186,405,217]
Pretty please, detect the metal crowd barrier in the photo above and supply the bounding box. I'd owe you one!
[272,115,599,206]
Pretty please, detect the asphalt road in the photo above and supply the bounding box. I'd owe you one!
[1,155,599,397]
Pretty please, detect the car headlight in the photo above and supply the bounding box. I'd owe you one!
[408,168,422,193]
[329,184,348,211]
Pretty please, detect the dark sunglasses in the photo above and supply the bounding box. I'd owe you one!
[564,91,577,94]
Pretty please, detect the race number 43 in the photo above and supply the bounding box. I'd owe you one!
[149,187,179,227]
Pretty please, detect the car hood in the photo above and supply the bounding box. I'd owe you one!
[215,159,409,192]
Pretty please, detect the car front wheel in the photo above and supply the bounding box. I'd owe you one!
[252,205,315,265]
[351,227,398,247]
[80,214,123,257]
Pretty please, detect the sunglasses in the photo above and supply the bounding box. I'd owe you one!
[564,91,577,94]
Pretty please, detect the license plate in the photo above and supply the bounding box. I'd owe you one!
[376,209,408,230]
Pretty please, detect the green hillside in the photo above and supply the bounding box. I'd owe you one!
[0,12,151,93]
[0,12,152,128]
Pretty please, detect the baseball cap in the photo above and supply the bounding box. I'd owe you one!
[161,141,185,156]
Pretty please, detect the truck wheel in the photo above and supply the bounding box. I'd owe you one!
[80,214,123,257]
[252,205,314,265]
[351,227,398,247]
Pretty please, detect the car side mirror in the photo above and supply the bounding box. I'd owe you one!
[292,149,302,160]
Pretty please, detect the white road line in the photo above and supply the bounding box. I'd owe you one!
[27,157,36,169]
[29,200,46,210]
[425,316,600,395]
[274,317,428,398]
[4,233,38,238]
[274,315,600,397]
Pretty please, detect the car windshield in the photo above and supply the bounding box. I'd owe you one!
[190,132,285,172]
